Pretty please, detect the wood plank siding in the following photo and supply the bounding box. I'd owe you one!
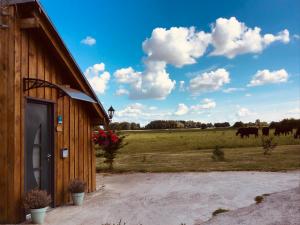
[0,2,107,223]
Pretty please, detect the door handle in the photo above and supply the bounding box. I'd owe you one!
[47,154,52,161]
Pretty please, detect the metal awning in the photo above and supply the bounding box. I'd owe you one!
[23,78,96,103]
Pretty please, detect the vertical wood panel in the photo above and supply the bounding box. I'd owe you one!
[7,6,17,222]
[37,42,45,99]
[78,106,84,180]
[13,11,22,219]
[0,6,8,222]
[69,99,75,182]
[20,30,29,203]
[88,118,92,192]
[74,102,79,178]
[55,70,63,205]
[83,110,88,185]
[44,52,51,99]
[91,123,96,191]
[28,35,37,97]
[63,96,70,203]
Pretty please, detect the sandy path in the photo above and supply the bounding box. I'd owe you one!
[44,172,300,225]
[201,187,300,225]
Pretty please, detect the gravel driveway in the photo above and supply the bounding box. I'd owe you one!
[44,172,300,225]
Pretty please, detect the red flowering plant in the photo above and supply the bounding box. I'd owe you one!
[93,128,126,171]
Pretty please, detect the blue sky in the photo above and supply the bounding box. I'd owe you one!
[41,0,300,125]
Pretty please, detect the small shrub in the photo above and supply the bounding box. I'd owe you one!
[212,146,225,161]
[23,189,51,209]
[254,195,264,204]
[261,136,277,155]
[68,179,86,193]
[212,208,230,216]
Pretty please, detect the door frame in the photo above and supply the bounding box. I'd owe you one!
[24,96,56,207]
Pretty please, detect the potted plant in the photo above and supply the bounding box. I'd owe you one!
[23,189,51,224]
[68,179,86,205]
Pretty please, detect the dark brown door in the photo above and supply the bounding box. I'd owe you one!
[25,99,54,198]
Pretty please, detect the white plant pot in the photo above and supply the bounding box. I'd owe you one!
[71,192,85,205]
[30,207,47,224]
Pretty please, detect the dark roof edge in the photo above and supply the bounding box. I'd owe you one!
[5,0,110,122]
[4,0,36,5]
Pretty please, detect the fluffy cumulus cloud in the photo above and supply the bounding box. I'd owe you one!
[114,17,289,100]
[84,63,110,94]
[248,69,288,86]
[143,27,211,67]
[114,61,176,100]
[189,68,230,95]
[172,99,217,116]
[190,98,216,111]
[210,17,289,58]
[175,103,189,115]
[81,36,96,46]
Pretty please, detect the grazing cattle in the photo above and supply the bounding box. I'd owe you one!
[274,126,293,136]
[262,127,269,136]
[236,127,259,138]
[294,128,300,139]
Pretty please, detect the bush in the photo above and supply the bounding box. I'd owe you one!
[23,189,51,209]
[212,146,225,161]
[212,208,230,216]
[254,195,264,204]
[261,137,277,155]
[68,179,86,193]
[93,129,127,170]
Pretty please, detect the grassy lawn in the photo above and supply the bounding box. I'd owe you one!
[96,128,300,172]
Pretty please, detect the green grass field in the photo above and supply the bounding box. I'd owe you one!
[96,128,300,172]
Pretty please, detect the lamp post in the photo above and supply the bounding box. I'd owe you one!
[108,106,115,120]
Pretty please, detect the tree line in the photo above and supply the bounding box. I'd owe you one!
[109,118,300,130]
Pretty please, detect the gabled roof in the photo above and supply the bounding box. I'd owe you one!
[5,0,110,125]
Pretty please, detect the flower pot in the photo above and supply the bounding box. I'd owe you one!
[30,207,47,224]
[71,192,85,205]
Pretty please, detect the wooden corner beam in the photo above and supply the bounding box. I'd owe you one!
[20,17,39,29]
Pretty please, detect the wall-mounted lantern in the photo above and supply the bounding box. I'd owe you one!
[108,106,115,120]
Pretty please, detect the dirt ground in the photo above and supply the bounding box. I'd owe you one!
[44,172,300,225]
[201,187,300,225]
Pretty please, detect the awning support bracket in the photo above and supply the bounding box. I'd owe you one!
[23,78,66,98]
[23,78,97,103]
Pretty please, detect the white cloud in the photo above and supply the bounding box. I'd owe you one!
[114,103,172,124]
[175,103,189,115]
[190,98,216,111]
[179,81,185,92]
[189,68,230,95]
[287,108,300,118]
[223,87,245,93]
[114,18,289,100]
[114,67,141,84]
[248,69,288,86]
[210,17,289,58]
[115,88,129,96]
[84,63,110,94]
[114,61,176,100]
[245,93,252,97]
[236,107,256,117]
[143,27,211,68]
[293,34,300,40]
[81,36,96,46]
